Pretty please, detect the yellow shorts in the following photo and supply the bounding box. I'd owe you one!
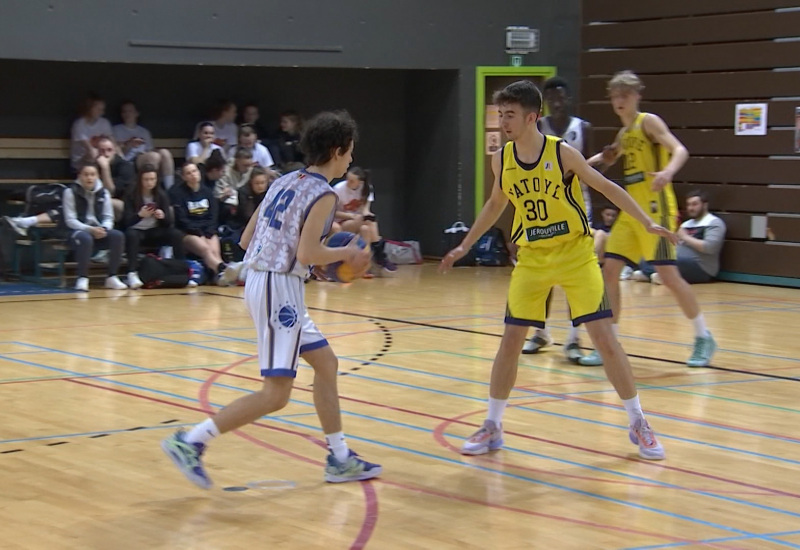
[605,213,676,266]
[505,236,612,327]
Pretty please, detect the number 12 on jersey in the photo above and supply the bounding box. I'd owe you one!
[263,189,296,229]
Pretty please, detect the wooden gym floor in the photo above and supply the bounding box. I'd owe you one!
[2,264,800,549]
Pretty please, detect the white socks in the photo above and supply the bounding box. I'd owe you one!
[691,314,709,338]
[487,397,507,425]
[622,395,644,425]
[16,216,38,228]
[186,418,220,445]
[566,325,580,345]
[325,431,350,462]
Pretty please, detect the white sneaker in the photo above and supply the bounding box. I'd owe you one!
[75,277,89,292]
[521,329,554,354]
[3,216,28,237]
[631,270,650,282]
[104,275,128,290]
[461,420,504,455]
[217,261,244,286]
[186,280,199,288]
[651,272,663,285]
[127,272,144,290]
[620,266,634,280]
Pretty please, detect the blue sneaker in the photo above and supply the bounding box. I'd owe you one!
[324,449,382,483]
[160,430,212,489]
[687,333,717,367]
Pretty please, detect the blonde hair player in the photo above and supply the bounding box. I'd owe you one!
[586,70,716,368]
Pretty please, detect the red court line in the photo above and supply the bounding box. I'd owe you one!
[210,369,799,499]
[0,368,210,386]
[197,355,377,550]
[69,370,727,547]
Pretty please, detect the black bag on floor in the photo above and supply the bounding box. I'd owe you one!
[442,221,476,267]
[138,255,190,289]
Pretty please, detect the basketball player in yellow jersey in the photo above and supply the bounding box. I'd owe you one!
[441,80,675,459]
[588,71,716,368]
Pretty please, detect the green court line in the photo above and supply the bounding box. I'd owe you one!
[0,363,230,384]
[434,350,800,415]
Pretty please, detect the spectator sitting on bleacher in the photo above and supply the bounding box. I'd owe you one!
[276,110,305,172]
[234,166,269,228]
[227,124,276,170]
[240,104,270,147]
[62,162,127,291]
[199,149,226,190]
[331,167,396,274]
[186,122,223,165]
[70,94,113,171]
[95,136,136,221]
[633,190,727,285]
[215,147,254,210]
[212,100,238,153]
[170,162,238,285]
[592,205,618,265]
[112,100,176,190]
[122,165,185,290]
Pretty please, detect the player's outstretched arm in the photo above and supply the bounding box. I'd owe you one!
[297,193,370,271]
[440,151,509,273]
[561,143,677,244]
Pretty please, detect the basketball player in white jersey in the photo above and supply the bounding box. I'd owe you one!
[161,111,382,488]
[522,77,603,366]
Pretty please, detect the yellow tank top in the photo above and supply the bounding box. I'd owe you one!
[620,112,678,220]
[501,135,591,249]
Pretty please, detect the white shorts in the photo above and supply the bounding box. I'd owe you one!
[244,270,328,378]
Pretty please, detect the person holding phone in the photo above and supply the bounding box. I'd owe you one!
[122,165,185,289]
[331,167,396,274]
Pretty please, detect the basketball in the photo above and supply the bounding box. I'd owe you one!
[323,231,369,283]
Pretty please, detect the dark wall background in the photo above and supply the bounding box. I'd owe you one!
[0,0,581,253]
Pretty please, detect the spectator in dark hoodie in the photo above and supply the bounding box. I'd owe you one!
[170,162,237,284]
[122,165,185,289]
[62,162,127,292]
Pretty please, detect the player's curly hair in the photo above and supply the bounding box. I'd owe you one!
[300,110,358,166]
[492,80,543,114]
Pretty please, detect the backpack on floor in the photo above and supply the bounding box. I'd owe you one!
[474,227,510,267]
[442,222,476,267]
[138,255,191,289]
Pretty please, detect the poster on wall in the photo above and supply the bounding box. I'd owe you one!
[485,131,501,155]
[735,103,768,136]
[795,106,800,153]
[485,105,500,128]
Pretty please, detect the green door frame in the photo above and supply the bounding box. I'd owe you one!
[474,66,557,219]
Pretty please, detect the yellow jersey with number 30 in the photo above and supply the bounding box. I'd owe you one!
[501,135,591,249]
[620,112,678,223]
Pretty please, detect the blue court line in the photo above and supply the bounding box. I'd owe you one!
[128,334,800,448]
[5,350,798,542]
[13,340,800,473]
[261,418,799,547]
[623,529,800,550]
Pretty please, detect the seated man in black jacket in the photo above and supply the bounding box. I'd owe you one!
[170,162,237,285]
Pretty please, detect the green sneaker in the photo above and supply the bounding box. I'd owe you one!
[687,333,717,367]
[578,349,603,367]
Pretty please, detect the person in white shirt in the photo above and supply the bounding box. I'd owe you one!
[227,125,276,170]
[186,122,223,165]
[70,94,113,171]
[212,100,238,153]
[332,167,396,274]
[112,100,176,190]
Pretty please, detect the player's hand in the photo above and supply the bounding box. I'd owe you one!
[439,245,468,273]
[646,223,678,244]
[676,227,689,242]
[601,144,619,164]
[346,236,372,275]
[648,170,673,192]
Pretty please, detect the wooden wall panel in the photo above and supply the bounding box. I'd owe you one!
[582,41,800,75]
[593,129,796,156]
[721,241,800,277]
[581,72,800,102]
[581,101,798,129]
[679,157,800,186]
[673,183,800,215]
[583,0,798,23]
[583,11,800,48]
